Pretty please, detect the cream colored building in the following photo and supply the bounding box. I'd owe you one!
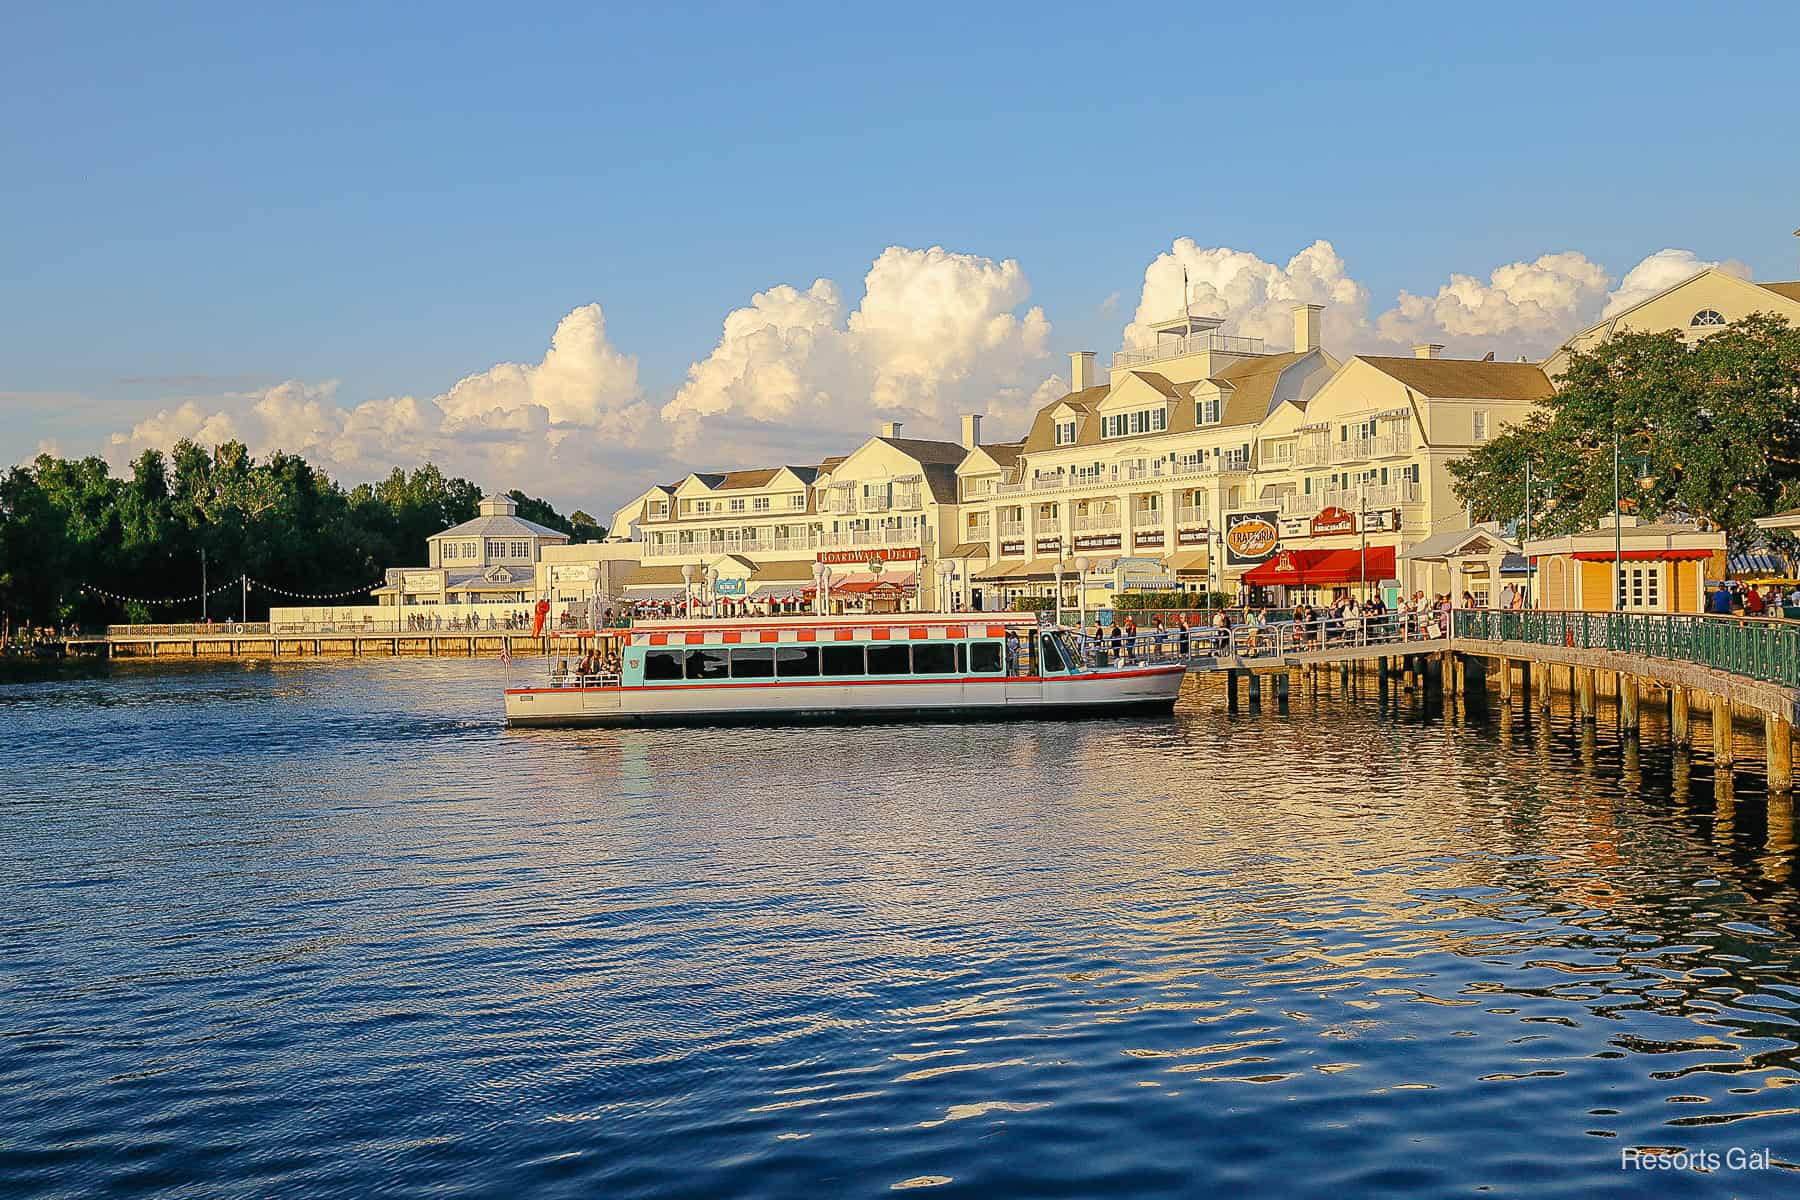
[606,422,969,612]
[1250,348,1553,601]
[958,304,1339,606]
[371,493,570,608]
[1544,267,1800,377]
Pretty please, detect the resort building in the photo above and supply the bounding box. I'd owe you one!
[958,304,1340,607]
[1522,516,1725,613]
[606,423,968,613]
[1544,266,1800,377]
[372,493,570,608]
[1248,347,1553,603]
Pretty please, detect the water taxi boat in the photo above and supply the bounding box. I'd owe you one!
[504,616,1186,727]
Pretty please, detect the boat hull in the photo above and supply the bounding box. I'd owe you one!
[504,666,1187,728]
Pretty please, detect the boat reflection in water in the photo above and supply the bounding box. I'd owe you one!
[504,615,1186,727]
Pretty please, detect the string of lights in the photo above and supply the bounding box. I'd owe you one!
[80,574,384,606]
[78,578,244,607]
[246,577,384,601]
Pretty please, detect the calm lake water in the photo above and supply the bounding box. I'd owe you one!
[2,659,1797,1198]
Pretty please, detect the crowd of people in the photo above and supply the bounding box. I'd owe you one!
[550,645,624,684]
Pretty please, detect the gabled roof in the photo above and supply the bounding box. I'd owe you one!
[1355,356,1554,401]
[876,436,969,465]
[983,440,1023,467]
[1758,281,1800,303]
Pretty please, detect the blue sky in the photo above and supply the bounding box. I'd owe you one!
[5,1,1799,506]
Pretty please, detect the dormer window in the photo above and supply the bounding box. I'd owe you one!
[1196,398,1222,425]
[1691,309,1726,327]
[1101,408,1168,438]
[1055,419,1077,446]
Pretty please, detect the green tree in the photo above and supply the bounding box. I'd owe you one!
[1451,313,1800,540]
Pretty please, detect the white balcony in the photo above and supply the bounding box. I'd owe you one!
[997,521,1026,538]
[1130,508,1164,528]
[1071,512,1121,533]
[1295,442,1331,468]
[1176,505,1207,526]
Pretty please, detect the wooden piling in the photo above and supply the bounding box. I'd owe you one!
[1499,657,1513,700]
[1670,686,1690,746]
[1576,667,1596,721]
[1619,675,1639,736]
[1712,695,1735,771]
[1767,712,1793,793]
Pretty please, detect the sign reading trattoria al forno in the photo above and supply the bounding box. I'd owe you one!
[1223,510,1280,565]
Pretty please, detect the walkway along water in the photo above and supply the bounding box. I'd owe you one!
[1080,608,1799,802]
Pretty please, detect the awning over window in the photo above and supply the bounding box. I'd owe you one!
[1242,546,1397,586]
[1570,550,1713,562]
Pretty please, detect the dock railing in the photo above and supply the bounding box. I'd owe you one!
[1455,609,1800,690]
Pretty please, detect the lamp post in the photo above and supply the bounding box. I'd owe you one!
[704,566,719,618]
[1074,554,1090,631]
[814,561,833,616]
[1521,460,1560,609]
[1613,430,1622,612]
[680,564,693,619]
[1053,555,1065,627]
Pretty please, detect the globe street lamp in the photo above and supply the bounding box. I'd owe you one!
[680,563,694,619]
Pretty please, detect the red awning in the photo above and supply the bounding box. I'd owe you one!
[1242,546,1397,586]
[1570,549,1713,562]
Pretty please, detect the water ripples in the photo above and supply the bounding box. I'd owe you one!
[2,659,1798,1197]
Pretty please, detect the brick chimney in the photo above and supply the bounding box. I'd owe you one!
[1070,350,1097,391]
[1292,304,1323,354]
[960,414,983,450]
[1412,343,1445,359]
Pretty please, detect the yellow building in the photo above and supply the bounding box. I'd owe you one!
[1523,517,1725,613]
[1544,267,1800,377]
[606,422,968,612]
[959,304,1339,606]
[1248,348,1552,601]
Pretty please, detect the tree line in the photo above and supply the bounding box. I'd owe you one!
[1450,312,1800,542]
[0,438,602,632]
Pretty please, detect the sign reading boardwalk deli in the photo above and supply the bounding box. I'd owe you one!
[1223,510,1280,566]
[816,548,921,565]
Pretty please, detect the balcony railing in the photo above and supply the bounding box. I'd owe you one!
[998,521,1027,538]
[1071,513,1121,533]
[1176,505,1206,526]
[1130,509,1164,528]
[1331,433,1411,465]
[1295,442,1331,468]
[1112,330,1265,369]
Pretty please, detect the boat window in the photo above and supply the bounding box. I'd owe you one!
[775,645,820,677]
[822,644,865,676]
[865,643,911,675]
[912,642,955,674]
[1039,634,1067,674]
[968,641,1003,674]
[684,648,730,680]
[955,643,967,673]
[730,646,775,679]
[643,649,684,681]
[1054,631,1084,673]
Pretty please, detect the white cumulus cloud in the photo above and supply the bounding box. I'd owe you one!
[663,245,1054,461]
[1120,239,1749,361]
[1602,248,1752,317]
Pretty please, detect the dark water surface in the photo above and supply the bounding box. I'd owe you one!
[2,659,1798,1198]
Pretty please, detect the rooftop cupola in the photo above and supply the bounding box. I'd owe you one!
[479,494,518,517]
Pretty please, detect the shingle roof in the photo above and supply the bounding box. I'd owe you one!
[877,436,969,465]
[432,512,569,541]
[981,441,1024,468]
[1356,356,1554,401]
[1758,282,1800,303]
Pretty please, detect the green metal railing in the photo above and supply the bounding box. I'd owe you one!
[1454,610,1800,690]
